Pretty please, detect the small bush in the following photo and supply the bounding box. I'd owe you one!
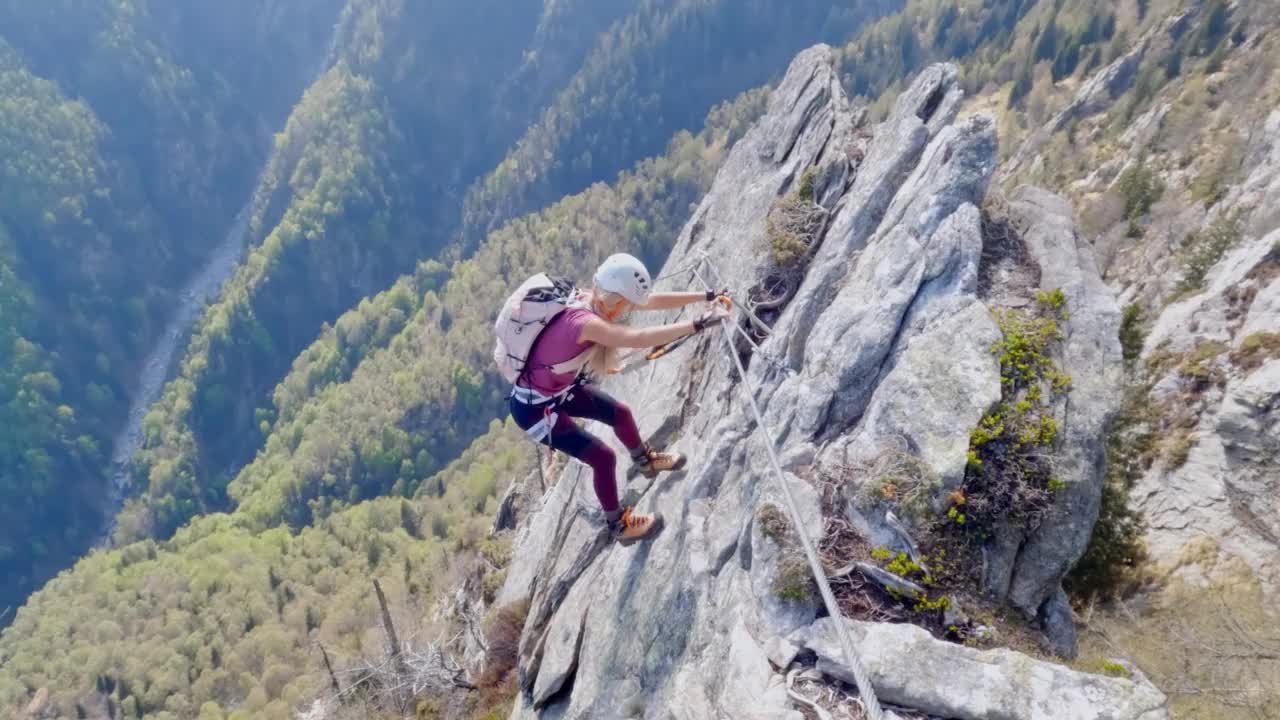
[1177,211,1244,295]
[481,570,506,604]
[1116,159,1165,236]
[1190,136,1244,208]
[1078,658,1133,678]
[1119,304,1147,366]
[795,166,816,201]
[1103,660,1130,677]
[757,503,790,543]
[476,599,529,691]
[478,535,512,569]
[961,290,1072,535]
[853,449,941,524]
[1177,340,1228,388]
[766,168,826,268]
[1166,428,1196,469]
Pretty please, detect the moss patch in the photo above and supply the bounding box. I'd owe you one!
[757,503,791,544]
[772,550,816,602]
[1231,331,1280,372]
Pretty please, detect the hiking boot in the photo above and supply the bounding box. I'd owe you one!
[607,506,664,546]
[632,446,686,479]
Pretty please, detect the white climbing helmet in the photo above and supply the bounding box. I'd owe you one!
[593,253,652,305]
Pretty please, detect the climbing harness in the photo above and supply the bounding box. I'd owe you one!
[692,257,886,720]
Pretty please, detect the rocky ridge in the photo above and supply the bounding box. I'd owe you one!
[496,45,1167,720]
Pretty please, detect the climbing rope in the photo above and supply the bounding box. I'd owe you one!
[692,259,886,720]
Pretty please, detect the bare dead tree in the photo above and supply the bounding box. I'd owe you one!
[373,578,409,678]
[318,642,342,696]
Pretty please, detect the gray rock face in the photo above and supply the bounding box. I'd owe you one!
[500,46,1158,719]
[1218,359,1280,545]
[1134,229,1280,594]
[792,618,1170,720]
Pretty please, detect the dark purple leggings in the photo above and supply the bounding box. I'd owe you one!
[509,384,643,512]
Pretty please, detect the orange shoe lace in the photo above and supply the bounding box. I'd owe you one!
[619,507,644,529]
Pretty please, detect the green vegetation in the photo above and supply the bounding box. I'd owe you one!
[0,79,765,713]
[1178,340,1228,384]
[1066,385,1151,599]
[0,416,534,720]
[766,167,827,268]
[1190,135,1244,208]
[1118,303,1147,367]
[123,0,565,539]
[0,39,153,610]
[218,94,764,536]
[883,549,928,582]
[840,0,1039,104]
[1116,158,1165,238]
[773,552,817,602]
[4,0,1270,715]
[757,503,791,543]
[127,0,866,546]
[130,61,403,538]
[0,65,769,714]
[866,547,956,622]
[760,502,815,603]
[961,289,1072,535]
[0,0,345,612]
[1231,332,1280,372]
[1177,211,1245,295]
[462,0,888,245]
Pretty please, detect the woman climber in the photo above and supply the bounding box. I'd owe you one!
[499,253,730,545]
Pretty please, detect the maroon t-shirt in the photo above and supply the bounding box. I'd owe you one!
[521,308,595,394]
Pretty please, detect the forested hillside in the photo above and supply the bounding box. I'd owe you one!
[0,0,342,614]
[0,91,763,720]
[118,0,893,546]
[460,0,899,245]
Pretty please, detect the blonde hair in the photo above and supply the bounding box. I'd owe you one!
[583,287,628,377]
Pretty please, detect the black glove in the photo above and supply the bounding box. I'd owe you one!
[692,312,721,332]
[705,288,730,303]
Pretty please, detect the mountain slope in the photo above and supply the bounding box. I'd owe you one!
[120,0,553,540]
[118,0,888,544]
[0,0,343,615]
[0,92,763,720]
[460,0,900,245]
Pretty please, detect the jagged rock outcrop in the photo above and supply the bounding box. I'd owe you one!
[986,187,1124,655]
[499,45,1162,719]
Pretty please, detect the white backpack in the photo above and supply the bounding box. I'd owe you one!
[493,274,594,385]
